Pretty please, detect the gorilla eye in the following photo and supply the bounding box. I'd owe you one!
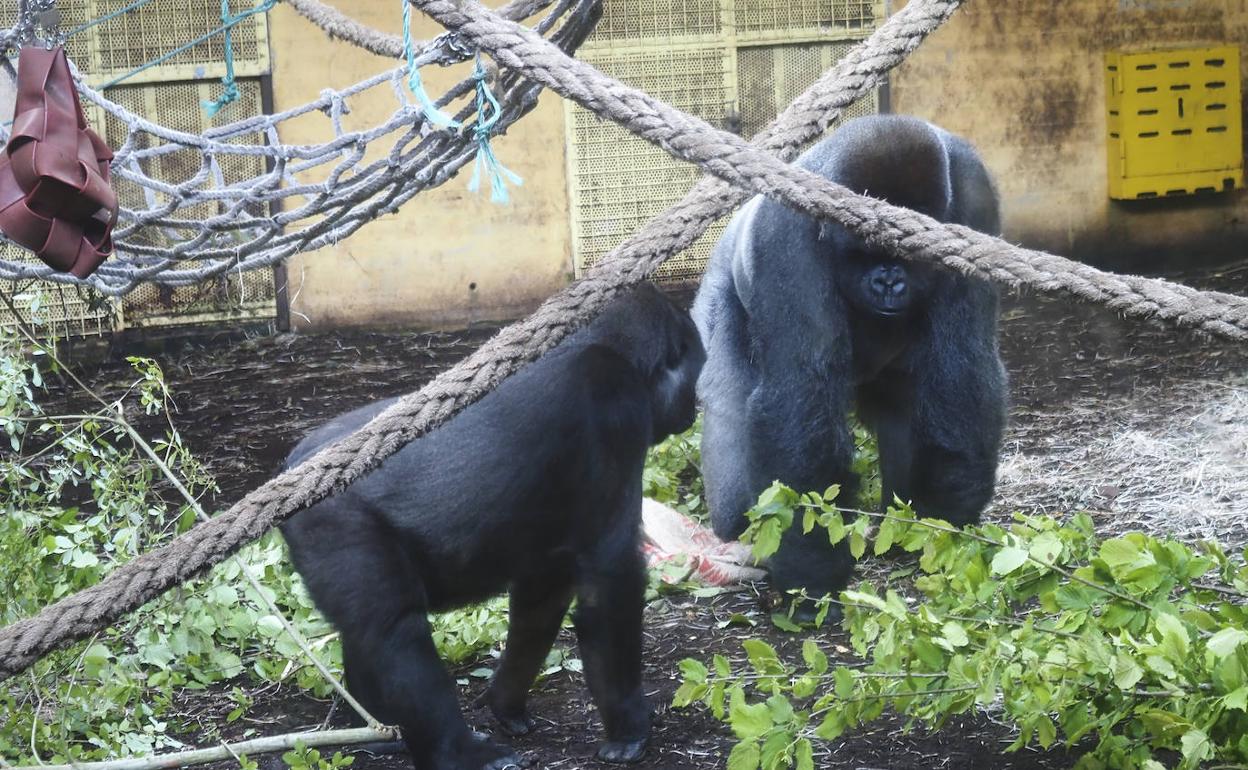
[666,338,687,368]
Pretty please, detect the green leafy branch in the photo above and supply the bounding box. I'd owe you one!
[677,483,1248,770]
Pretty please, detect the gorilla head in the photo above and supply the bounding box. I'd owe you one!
[581,283,706,438]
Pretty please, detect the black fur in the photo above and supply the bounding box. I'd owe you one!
[692,115,1007,601]
[281,283,705,770]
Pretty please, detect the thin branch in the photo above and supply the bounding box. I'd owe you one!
[811,503,1154,611]
[5,727,395,770]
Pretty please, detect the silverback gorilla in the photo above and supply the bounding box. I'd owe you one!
[692,114,1007,603]
[281,284,705,770]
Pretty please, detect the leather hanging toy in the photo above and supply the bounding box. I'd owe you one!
[0,43,118,278]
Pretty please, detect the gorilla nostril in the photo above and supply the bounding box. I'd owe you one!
[892,279,907,295]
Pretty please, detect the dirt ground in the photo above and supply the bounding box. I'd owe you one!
[50,259,1248,770]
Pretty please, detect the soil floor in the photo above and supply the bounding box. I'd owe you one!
[47,259,1248,770]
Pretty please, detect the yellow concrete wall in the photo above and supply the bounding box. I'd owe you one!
[890,0,1248,272]
[268,3,572,329]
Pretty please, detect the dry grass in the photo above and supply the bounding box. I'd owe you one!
[994,376,1248,545]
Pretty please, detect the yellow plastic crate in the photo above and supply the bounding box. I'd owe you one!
[1105,45,1243,199]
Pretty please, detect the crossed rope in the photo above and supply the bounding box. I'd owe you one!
[2,0,1246,683]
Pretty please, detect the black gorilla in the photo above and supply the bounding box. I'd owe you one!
[692,114,1007,601]
[281,283,705,770]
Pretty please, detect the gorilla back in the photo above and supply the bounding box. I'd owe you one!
[281,283,704,770]
[693,114,1007,602]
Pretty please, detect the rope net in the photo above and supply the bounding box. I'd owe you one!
[0,0,598,295]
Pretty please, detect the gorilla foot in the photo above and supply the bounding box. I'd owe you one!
[787,596,843,627]
[481,688,537,736]
[492,710,536,737]
[431,732,521,770]
[597,739,647,764]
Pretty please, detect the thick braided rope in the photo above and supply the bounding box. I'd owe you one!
[0,0,962,681]
[419,0,1248,341]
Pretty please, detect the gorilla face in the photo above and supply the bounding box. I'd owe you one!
[831,240,933,320]
[649,307,706,439]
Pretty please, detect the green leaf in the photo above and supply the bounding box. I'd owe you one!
[672,681,707,708]
[1224,687,1248,712]
[714,654,731,678]
[726,740,760,770]
[1154,612,1190,660]
[679,658,708,684]
[752,519,784,560]
[794,738,814,770]
[1100,537,1143,569]
[814,711,846,741]
[1180,729,1212,764]
[942,621,969,648]
[729,687,772,740]
[842,590,886,611]
[770,613,801,632]
[833,667,855,698]
[1029,531,1063,565]
[990,546,1028,576]
[802,640,828,675]
[1207,627,1248,659]
[760,730,792,770]
[873,517,897,555]
[822,513,845,544]
[743,639,783,676]
[1113,655,1144,691]
[849,528,866,560]
[765,694,794,725]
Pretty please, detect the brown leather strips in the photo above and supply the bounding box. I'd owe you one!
[0,45,117,278]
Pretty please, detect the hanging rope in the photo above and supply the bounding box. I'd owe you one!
[400,0,460,126]
[467,56,522,203]
[203,0,279,117]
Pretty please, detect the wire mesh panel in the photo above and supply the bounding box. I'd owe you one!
[0,252,117,336]
[737,42,878,140]
[589,0,722,44]
[566,0,885,281]
[89,0,269,83]
[568,46,734,282]
[0,0,269,84]
[735,0,879,39]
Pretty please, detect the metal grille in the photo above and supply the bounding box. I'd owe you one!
[90,0,268,82]
[735,0,878,37]
[568,46,733,282]
[0,0,271,84]
[100,78,275,328]
[589,0,721,42]
[737,42,878,139]
[567,0,884,282]
[0,254,117,337]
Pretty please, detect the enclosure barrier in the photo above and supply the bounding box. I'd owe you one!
[1,0,1246,700]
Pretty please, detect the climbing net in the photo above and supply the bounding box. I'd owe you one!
[0,0,598,295]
